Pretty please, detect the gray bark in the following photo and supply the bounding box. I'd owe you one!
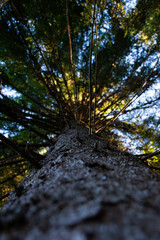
[0,126,160,240]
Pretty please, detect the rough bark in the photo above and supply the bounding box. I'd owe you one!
[0,126,160,240]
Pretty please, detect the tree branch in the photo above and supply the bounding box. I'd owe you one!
[89,0,96,135]
[66,0,78,134]
[0,133,42,168]
[136,150,160,161]
[10,0,69,128]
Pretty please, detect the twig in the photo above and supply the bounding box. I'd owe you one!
[136,150,160,161]
[93,3,98,132]
[0,159,26,168]
[0,193,9,201]
[66,0,79,135]
[0,168,27,185]
[89,0,96,136]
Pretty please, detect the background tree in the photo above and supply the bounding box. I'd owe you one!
[0,0,160,204]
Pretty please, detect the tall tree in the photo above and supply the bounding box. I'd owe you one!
[0,0,160,203]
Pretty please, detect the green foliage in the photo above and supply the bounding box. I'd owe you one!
[147,155,160,176]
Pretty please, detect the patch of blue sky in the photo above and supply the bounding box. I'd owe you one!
[0,130,9,138]
[41,64,47,72]
[116,76,160,153]
[112,128,145,154]
[123,0,137,13]
[120,81,160,125]
[1,86,21,98]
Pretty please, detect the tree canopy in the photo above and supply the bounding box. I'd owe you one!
[0,0,160,203]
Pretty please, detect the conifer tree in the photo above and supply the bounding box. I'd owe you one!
[0,0,159,203]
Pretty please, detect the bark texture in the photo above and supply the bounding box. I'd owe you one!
[1,126,160,240]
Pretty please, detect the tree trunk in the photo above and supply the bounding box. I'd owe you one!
[0,126,160,240]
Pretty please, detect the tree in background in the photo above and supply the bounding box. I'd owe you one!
[0,0,159,204]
